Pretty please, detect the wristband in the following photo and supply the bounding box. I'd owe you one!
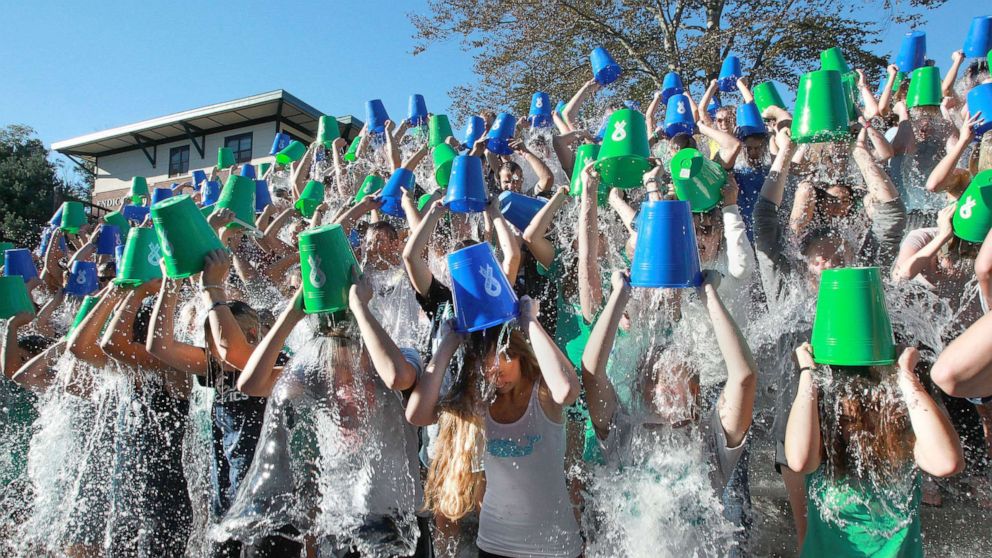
[208,300,230,312]
[799,366,817,376]
[201,284,225,292]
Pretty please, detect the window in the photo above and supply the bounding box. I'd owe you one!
[224,132,253,163]
[168,145,190,177]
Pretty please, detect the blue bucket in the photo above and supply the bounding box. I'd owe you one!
[894,31,926,73]
[968,83,992,136]
[661,71,685,104]
[365,99,390,134]
[555,100,567,115]
[664,94,696,137]
[486,113,516,155]
[270,132,291,155]
[529,92,553,128]
[240,164,256,179]
[39,226,67,256]
[444,156,489,213]
[736,102,767,138]
[448,242,519,332]
[121,204,150,224]
[65,261,99,296]
[151,187,173,207]
[255,180,272,213]
[590,46,622,86]
[964,16,992,58]
[408,94,428,127]
[718,55,743,92]
[630,200,702,288]
[380,168,415,218]
[498,191,548,231]
[48,205,64,226]
[202,180,222,206]
[115,244,125,263]
[96,224,121,256]
[4,248,37,282]
[464,116,486,149]
[707,95,722,118]
[191,169,207,190]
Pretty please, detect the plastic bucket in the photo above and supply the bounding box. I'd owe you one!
[967,83,992,136]
[255,180,272,213]
[596,108,651,190]
[96,224,121,256]
[151,187,173,207]
[151,195,225,279]
[498,191,547,231]
[408,95,429,127]
[216,175,256,228]
[718,55,742,92]
[664,94,695,138]
[131,177,149,204]
[895,31,927,73]
[239,164,256,179]
[276,140,306,165]
[464,116,486,148]
[753,82,786,115]
[365,99,390,134]
[298,224,359,315]
[354,175,385,204]
[270,132,291,156]
[433,143,458,188]
[4,248,37,282]
[590,46,622,86]
[661,71,684,104]
[629,200,702,288]
[448,242,519,332]
[429,114,454,147]
[60,201,86,234]
[791,70,851,144]
[907,66,942,108]
[570,143,607,206]
[963,15,992,58]
[343,136,361,162]
[529,92,552,128]
[318,115,340,147]
[217,147,236,169]
[381,168,414,218]
[0,276,35,319]
[444,156,489,213]
[736,102,768,138]
[486,113,516,155]
[819,47,852,75]
[952,169,992,243]
[66,294,98,334]
[295,180,325,219]
[65,261,99,296]
[114,227,163,286]
[670,148,726,213]
[811,267,896,366]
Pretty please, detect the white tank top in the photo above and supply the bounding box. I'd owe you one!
[477,382,583,557]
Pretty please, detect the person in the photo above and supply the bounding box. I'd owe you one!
[785,344,964,556]
[406,296,582,558]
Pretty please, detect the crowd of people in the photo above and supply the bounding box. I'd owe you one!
[1,30,992,558]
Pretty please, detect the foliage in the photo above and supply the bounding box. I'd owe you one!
[0,125,68,247]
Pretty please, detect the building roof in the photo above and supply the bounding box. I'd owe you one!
[52,90,362,158]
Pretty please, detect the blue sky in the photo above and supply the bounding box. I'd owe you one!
[0,0,987,177]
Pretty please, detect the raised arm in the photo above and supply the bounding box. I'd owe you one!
[580,271,627,437]
[898,348,964,477]
[508,139,554,194]
[784,343,822,475]
[878,65,900,118]
[199,249,256,371]
[562,78,602,132]
[522,186,569,268]
[697,80,719,126]
[99,280,165,370]
[578,161,603,322]
[720,175,755,280]
[402,200,445,296]
[485,196,521,281]
[406,326,462,426]
[931,311,992,398]
[67,286,127,367]
[146,278,209,375]
[237,289,303,397]
[977,226,992,311]
[384,120,402,170]
[12,339,65,392]
[698,121,741,169]
[34,289,64,338]
[645,90,663,134]
[893,205,955,281]
[855,70,881,121]
[2,313,34,379]
[926,112,982,193]
[522,296,579,408]
[942,51,967,100]
[349,268,417,391]
[852,126,899,203]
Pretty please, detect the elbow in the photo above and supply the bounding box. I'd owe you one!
[922,451,965,478]
[382,365,416,392]
[785,447,818,476]
[929,360,968,398]
[405,405,436,427]
[236,375,268,398]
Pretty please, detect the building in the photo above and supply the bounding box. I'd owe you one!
[52,90,362,211]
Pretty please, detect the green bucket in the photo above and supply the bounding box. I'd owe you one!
[907,66,942,108]
[429,115,454,147]
[952,169,992,243]
[276,140,306,165]
[819,47,852,75]
[0,276,35,319]
[131,176,149,204]
[296,180,325,218]
[343,136,361,163]
[811,267,896,366]
[318,115,340,148]
[66,294,99,335]
[354,175,385,204]
[216,175,256,228]
[258,162,271,178]
[59,201,87,234]
[753,81,786,115]
[200,204,215,218]
[417,193,434,212]
[218,147,236,169]
[433,144,458,188]
[104,211,130,234]
[791,70,851,144]
[670,148,726,213]
[594,109,651,190]
[298,224,359,315]
[0,242,13,257]
[841,72,859,123]
[114,227,163,286]
[570,143,608,206]
[151,195,225,279]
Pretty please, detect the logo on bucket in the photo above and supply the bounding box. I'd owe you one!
[76,270,87,284]
[535,97,543,108]
[161,239,174,257]
[960,196,976,220]
[308,255,326,288]
[147,243,162,265]
[611,121,628,142]
[480,264,502,297]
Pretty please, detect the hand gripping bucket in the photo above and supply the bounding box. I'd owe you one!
[276,140,307,165]
[4,248,37,282]
[65,261,99,296]
[952,169,992,243]
[433,143,458,188]
[811,267,896,366]
[443,156,489,213]
[664,94,696,138]
[151,195,225,279]
[239,164,256,179]
[151,187,173,207]
[595,108,651,190]
[255,180,272,213]
[216,175,256,228]
[907,66,942,108]
[819,47,852,75]
[499,191,548,231]
[661,72,684,104]
[298,224,359,315]
[318,115,340,148]
[354,175,385,204]
[131,177,149,204]
[736,102,768,138]
[707,95,722,118]
[464,116,486,148]
[670,148,726,213]
[381,168,415,218]
[895,31,927,73]
[486,113,516,155]
[753,82,786,115]
[590,46,622,86]
[429,114,454,148]
[791,70,851,144]
[448,242,519,332]
[0,276,35,319]
[191,169,208,189]
[963,15,992,58]
[629,200,702,288]
[718,55,742,92]
[967,83,992,136]
[114,227,163,287]
[67,294,99,335]
[365,99,390,134]
[96,224,121,256]
[59,201,87,234]
[296,180,325,219]
[570,143,607,205]
[217,147,236,169]
[270,132,291,156]
[529,92,553,128]
[408,94,429,127]
[39,227,66,257]
[200,180,222,208]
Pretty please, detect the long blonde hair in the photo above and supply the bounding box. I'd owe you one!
[423,328,539,520]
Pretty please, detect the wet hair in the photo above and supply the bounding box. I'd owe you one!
[366,221,398,240]
[18,334,54,357]
[202,300,261,353]
[499,161,523,176]
[962,59,991,91]
[799,226,842,257]
[669,133,697,150]
[98,262,116,281]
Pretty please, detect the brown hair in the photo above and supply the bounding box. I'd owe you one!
[423,328,539,519]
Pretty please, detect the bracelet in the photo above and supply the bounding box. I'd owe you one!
[799,366,817,375]
[201,284,225,292]
[208,300,230,312]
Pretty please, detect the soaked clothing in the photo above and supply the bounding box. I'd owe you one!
[478,383,582,558]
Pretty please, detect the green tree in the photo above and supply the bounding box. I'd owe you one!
[410,0,949,120]
[0,125,67,247]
